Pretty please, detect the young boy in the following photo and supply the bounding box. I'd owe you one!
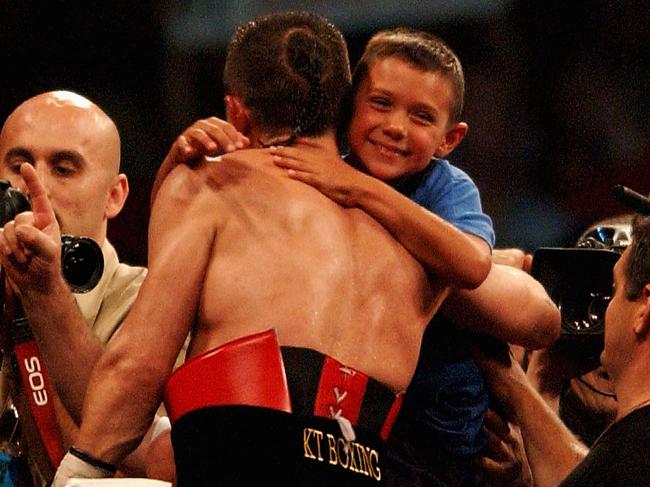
[272,28,494,289]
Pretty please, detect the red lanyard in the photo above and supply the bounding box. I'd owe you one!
[10,309,64,468]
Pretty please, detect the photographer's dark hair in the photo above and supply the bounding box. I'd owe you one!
[625,215,650,300]
[223,11,352,140]
[352,28,465,124]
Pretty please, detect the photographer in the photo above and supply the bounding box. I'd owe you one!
[524,216,633,446]
[477,213,650,486]
[0,91,164,485]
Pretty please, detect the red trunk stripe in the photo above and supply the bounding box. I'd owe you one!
[313,356,368,425]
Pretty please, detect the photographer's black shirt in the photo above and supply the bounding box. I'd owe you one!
[559,404,650,486]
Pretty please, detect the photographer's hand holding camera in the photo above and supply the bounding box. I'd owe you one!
[474,343,590,487]
[0,163,64,298]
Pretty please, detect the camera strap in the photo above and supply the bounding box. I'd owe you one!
[10,305,65,469]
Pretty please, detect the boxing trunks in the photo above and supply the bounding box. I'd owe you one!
[164,329,403,486]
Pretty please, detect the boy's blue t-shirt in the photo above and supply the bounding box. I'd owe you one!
[396,158,495,248]
[391,158,494,456]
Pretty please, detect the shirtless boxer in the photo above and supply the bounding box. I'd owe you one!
[53,11,447,486]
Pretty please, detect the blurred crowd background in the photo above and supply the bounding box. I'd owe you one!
[2,0,648,267]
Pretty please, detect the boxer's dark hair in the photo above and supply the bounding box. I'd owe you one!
[224,11,351,139]
[352,28,465,124]
[624,215,650,299]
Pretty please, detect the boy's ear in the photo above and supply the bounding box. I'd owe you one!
[434,122,468,158]
[224,95,251,135]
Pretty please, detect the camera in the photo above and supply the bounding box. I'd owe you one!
[0,180,103,293]
[528,183,645,370]
[531,247,620,370]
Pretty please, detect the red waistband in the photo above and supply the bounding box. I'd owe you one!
[164,329,403,440]
[163,329,291,423]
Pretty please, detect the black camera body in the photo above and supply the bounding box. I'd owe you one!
[0,180,103,293]
[531,247,620,369]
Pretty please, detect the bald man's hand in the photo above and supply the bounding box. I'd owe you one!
[0,163,63,295]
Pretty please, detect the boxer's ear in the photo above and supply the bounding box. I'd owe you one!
[225,95,251,135]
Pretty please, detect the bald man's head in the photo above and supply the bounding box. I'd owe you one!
[0,91,129,243]
[1,91,121,175]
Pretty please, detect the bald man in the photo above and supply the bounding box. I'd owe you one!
[0,91,150,485]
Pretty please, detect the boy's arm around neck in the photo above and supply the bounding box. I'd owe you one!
[351,173,491,289]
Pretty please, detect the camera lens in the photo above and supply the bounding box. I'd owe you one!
[0,180,104,293]
[588,293,611,327]
[60,236,104,293]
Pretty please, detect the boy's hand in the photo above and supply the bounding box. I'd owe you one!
[269,141,365,207]
[169,117,249,166]
[152,117,249,206]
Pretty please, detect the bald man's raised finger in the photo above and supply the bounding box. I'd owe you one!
[20,163,56,231]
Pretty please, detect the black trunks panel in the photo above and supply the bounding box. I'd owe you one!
[172,405,386,486]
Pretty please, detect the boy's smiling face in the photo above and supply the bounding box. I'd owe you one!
[347,56,466,181]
